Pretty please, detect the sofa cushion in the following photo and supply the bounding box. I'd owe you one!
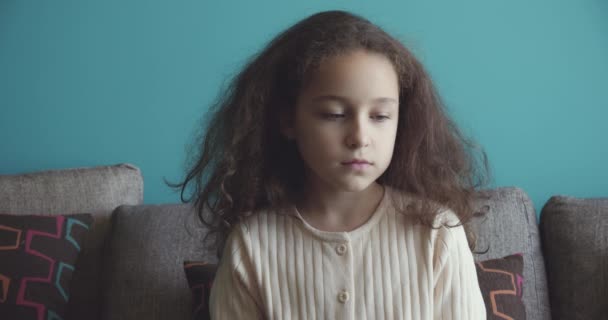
[102,204,217,320]
[540,195,608,319]
[0,163,143,320]
[471,187,551,320]
[0,213,92,319]
[475,253,525,319]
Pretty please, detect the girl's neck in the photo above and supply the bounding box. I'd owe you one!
[295,182,385,232]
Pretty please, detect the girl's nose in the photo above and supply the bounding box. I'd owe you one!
[345,118,370,149]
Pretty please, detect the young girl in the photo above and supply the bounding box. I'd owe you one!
[175,10,490,319]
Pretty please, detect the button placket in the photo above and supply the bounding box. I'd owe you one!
[331,237,353,317]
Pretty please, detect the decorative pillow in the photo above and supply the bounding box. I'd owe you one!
[0,213,92,320]
[475,253,526,320]
[183,261,218,320]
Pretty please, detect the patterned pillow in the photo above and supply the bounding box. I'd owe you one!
[0,213,92,320]
[475,253,526,319]
[183,261,218,320]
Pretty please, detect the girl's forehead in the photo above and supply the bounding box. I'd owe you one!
[312,95,398,105]
[298,50,399,102]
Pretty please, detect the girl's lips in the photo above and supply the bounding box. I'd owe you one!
[342,159,371,165]
[342,162,371,170]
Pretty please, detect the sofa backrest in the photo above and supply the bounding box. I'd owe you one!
[101,203,216,320]
[540,195,608,319]
[0,163,143,320]
[102,187,552,320]
[471,187,551,320]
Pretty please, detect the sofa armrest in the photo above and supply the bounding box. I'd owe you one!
[0,163,144,320]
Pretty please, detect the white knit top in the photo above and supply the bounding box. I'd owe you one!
[209,186,486,319]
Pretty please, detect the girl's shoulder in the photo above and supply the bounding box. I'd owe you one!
[386,185,461,227]
[433,207,461,227]
[231,205,295,234]
[222,206,304,262]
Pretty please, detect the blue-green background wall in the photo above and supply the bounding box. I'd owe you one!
[1,0,606,216]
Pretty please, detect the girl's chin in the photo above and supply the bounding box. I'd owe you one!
[304,170,380,193]
[332,180,378,193]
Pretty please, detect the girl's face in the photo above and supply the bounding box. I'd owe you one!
[283,49,399,193]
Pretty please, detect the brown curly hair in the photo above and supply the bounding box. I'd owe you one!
[168,10,491,259]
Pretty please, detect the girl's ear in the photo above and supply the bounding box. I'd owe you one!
[279,111,295,140]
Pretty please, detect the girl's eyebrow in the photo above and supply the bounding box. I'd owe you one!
[311,95,398,106]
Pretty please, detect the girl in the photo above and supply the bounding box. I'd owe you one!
[175,10,490,320]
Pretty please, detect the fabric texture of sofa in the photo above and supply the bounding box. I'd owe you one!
[1,163,606,320]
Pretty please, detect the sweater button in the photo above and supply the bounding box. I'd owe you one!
[338,290,350,303]
[336,244,347,255]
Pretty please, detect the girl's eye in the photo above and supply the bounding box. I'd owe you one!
[373,115,390,121]
[320,113,391,121]
[322,113,345,120]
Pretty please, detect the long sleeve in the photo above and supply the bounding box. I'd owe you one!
[432,220,487,320]
[209,224,264,320]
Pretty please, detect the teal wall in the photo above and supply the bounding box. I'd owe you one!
[1,0,606,216]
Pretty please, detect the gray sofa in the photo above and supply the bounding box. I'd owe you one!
[1,163,607,320]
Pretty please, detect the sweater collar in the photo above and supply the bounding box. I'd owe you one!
[286,185,393,242]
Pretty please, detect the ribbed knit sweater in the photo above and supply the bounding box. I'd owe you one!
[209,186,486,319]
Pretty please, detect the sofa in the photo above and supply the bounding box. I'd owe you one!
[0,163,606,320]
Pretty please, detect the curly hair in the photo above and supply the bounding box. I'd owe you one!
[168,10,491,258]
